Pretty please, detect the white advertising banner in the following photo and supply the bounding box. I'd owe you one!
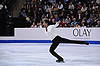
[0,28,100,44]
[15,28,100,41]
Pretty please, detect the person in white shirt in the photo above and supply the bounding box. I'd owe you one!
[43,20,89,63]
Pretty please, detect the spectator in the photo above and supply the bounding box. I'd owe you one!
[20,8,27,17]
[88,18,95,27]
[76,10,82,20]
[96,20,100,27]
[77,2,82,10]
[53,3,59,14]
[54,14,61,22]
[83,11,90,19]
[96,0,100,4]
[0,3,3,10]
[47,5,53,15]
[68,2,74,10]
[65,15,71,27]
[59,18,68,27]
[81,4,87,13]
[92,4,98,10]
[36,22,43,28]
[56,2,63,15]
[62,18,68,27]
[31,22,37,28]
[49,0,56,3]
[64,0,68,3]
[71,18,78,27]
[49,15,55,24]
[81,18,87,27]
[42,15,48,22]
[58,2,63,10]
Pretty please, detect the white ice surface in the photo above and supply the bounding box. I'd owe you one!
[0,43,100,66]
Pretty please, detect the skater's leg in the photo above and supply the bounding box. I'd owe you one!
[49,42,64,62]
[60,37,89,45]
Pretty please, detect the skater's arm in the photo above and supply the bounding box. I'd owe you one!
[48,21,60,29]
[47,22,60,32]
[54,22,59,27]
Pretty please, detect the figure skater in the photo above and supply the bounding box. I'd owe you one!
[43,20,89,63]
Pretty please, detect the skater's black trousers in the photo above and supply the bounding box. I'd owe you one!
[49,36,88,61]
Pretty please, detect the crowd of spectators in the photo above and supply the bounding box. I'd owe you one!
[19,0,100,28]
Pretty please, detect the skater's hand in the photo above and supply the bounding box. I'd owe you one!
[56,21,60,25]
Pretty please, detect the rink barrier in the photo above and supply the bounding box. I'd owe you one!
[0,28,100,44]
[0,40,100,44]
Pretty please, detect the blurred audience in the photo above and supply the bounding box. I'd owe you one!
[18,0,100,28]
